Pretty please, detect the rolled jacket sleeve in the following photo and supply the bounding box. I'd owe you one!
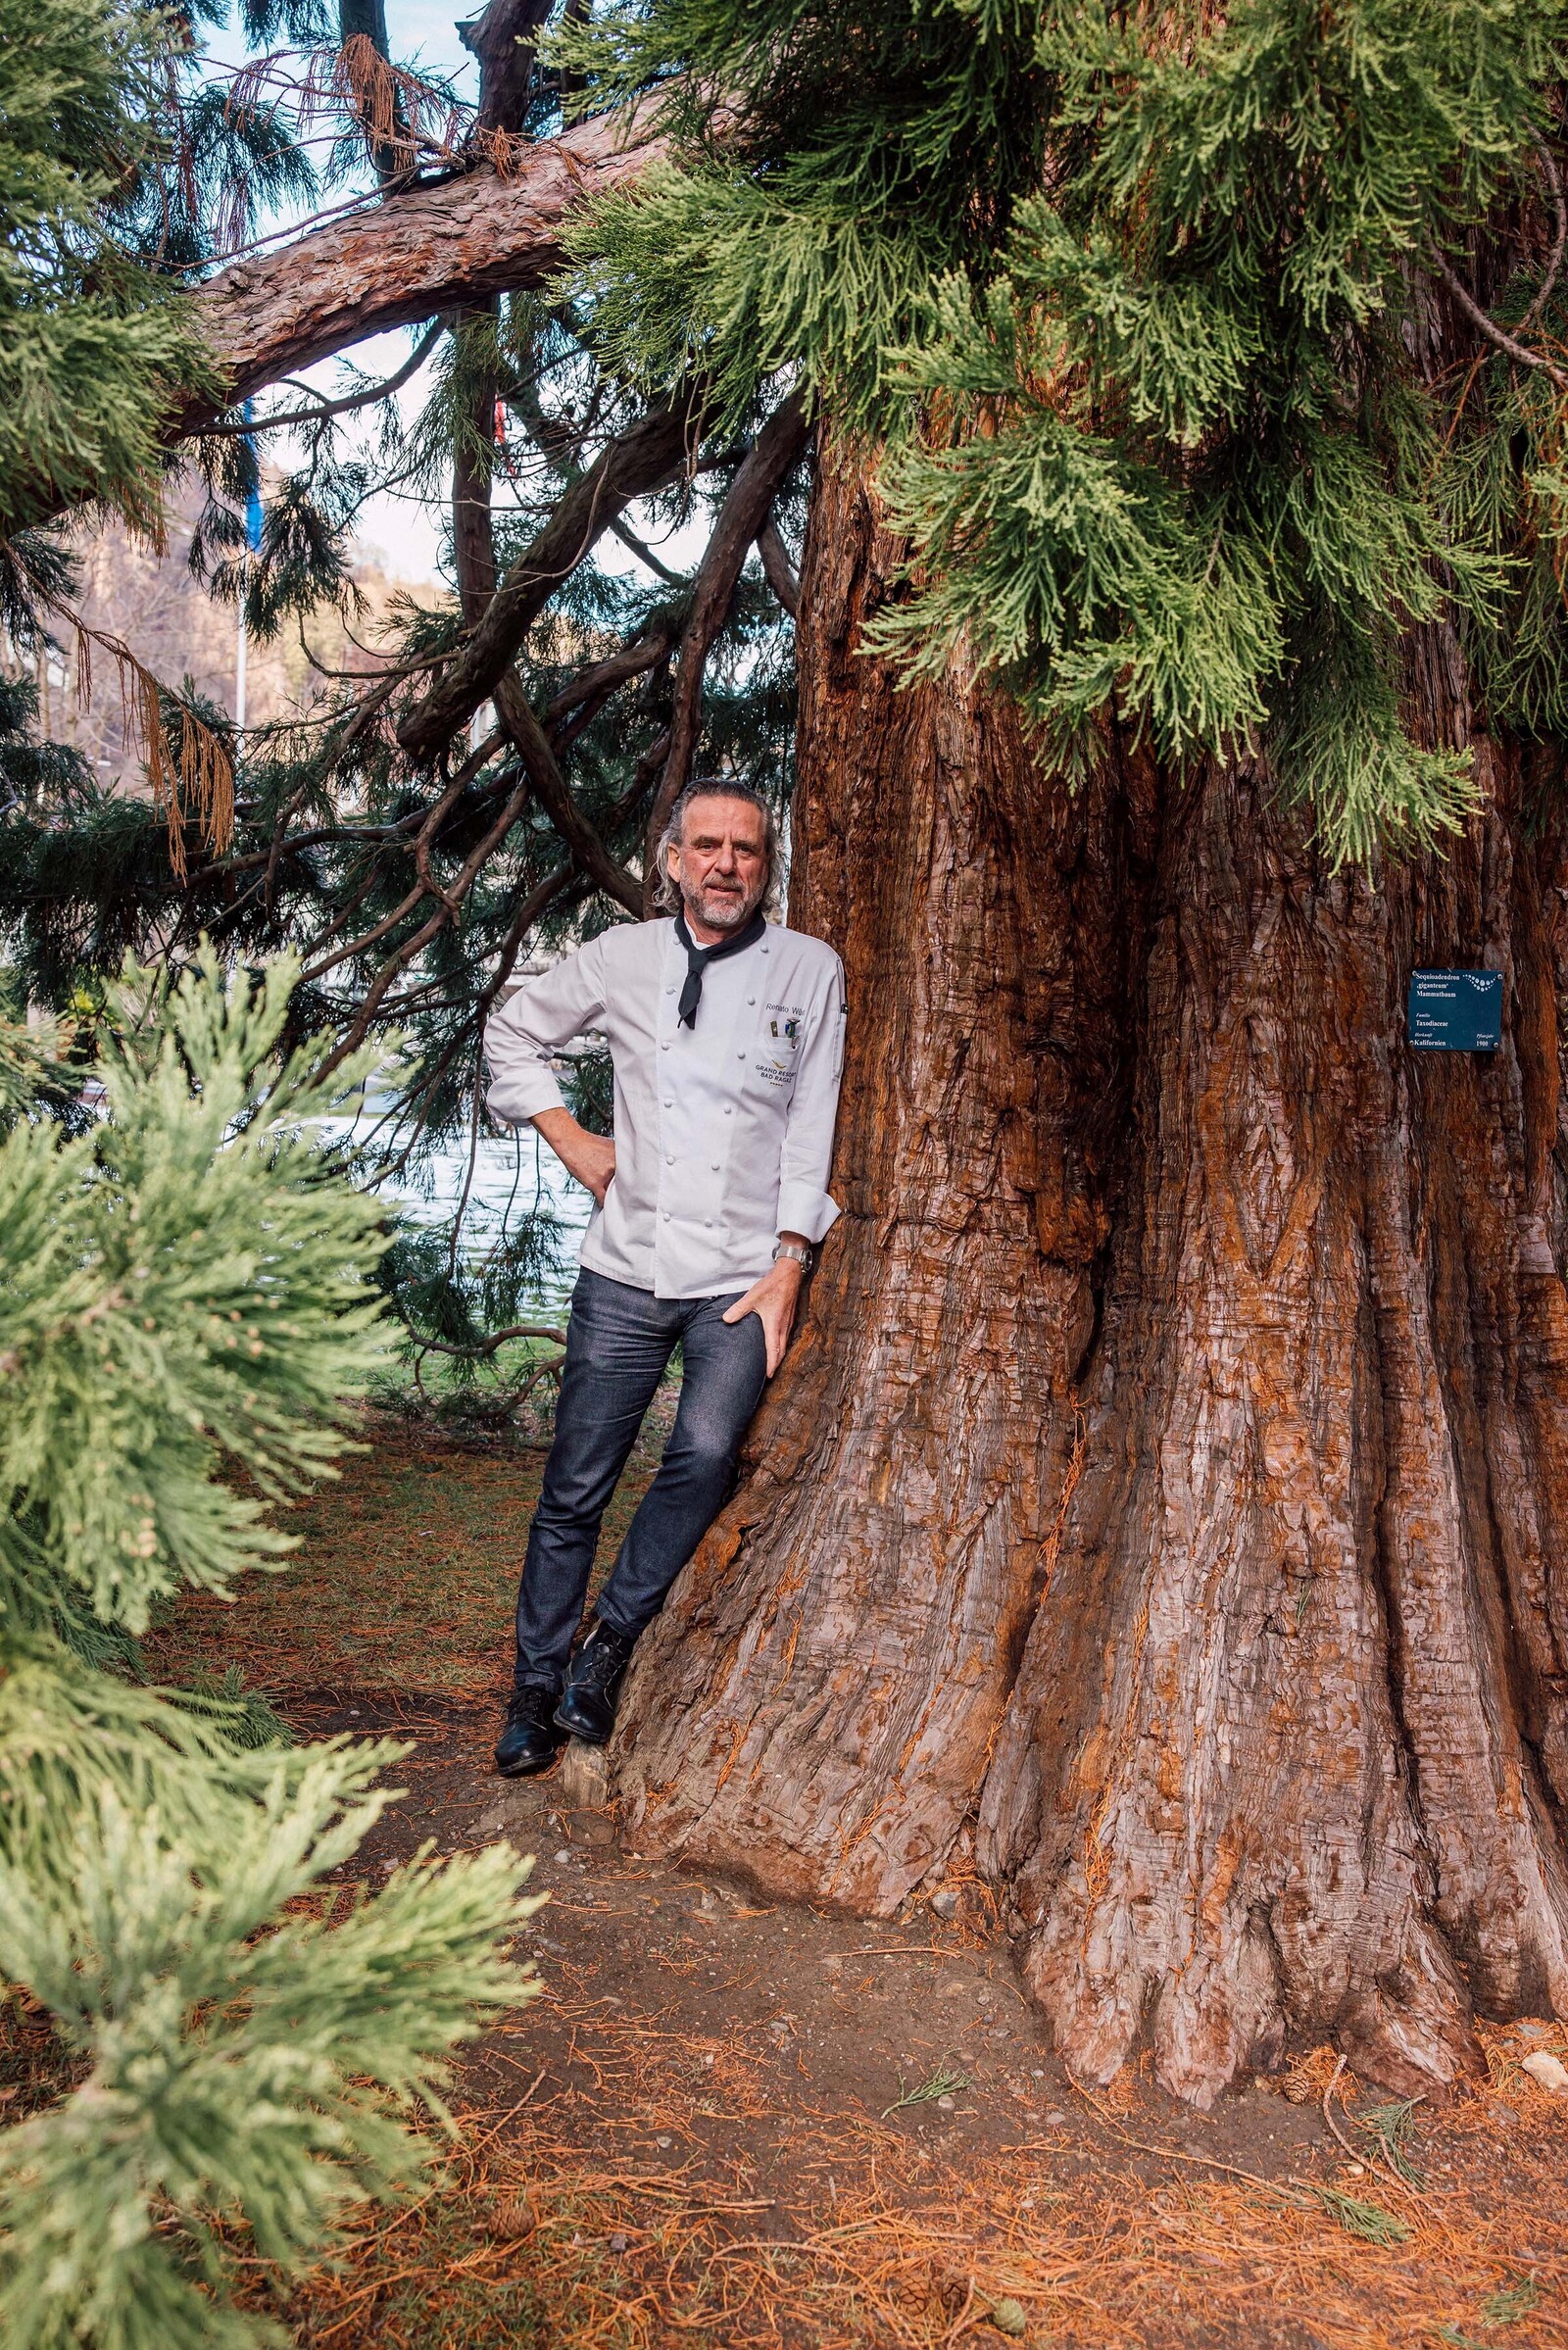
[484,938,608,1127]
[774,955,847,1244]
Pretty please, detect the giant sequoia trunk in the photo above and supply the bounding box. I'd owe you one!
[612,446,1568,2105]
[613,447,1156,1906]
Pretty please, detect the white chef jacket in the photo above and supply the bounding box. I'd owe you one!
[484,916,846,1299]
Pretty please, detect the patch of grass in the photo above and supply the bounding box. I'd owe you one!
[142,1411,663,1699]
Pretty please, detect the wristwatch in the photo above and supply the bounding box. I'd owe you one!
[773,1238,814,1273]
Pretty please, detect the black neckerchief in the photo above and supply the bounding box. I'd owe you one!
[674,906,766,1028]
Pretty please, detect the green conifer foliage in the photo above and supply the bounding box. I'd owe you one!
[0,0,219,539]
[564,0,1568,862]
[0,957,541,2349]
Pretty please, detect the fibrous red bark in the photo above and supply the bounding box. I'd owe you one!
[612,443,1568,2106]
[981,740,1568,2104]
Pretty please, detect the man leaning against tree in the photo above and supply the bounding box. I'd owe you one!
[483,778,847,1776]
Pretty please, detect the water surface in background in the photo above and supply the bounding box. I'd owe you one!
[352,1108,593,1313]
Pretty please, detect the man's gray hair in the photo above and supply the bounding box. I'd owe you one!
[653,777,782,916]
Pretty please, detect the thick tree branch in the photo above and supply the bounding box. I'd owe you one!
[543,621,675,738]
[459,0,554,132]
[611,514,688,586]
[397,387,706,759]
[494,670,644,915]
[757,511,800,618]
[175,99,663,430]
[643,390,809,906]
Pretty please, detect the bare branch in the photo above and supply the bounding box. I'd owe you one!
[397,386,708,759]
[611,514,688,587]
[1522,131,1568,332]
[542,622,675,729]
[196,316,448,435]
[757,510,800,618]
[299,760,521,981]
[314,766,533,1082]
[401,1320,567,1359]
[494,669,644,915]
[643,391,809,905]
[1429,238,1568,392]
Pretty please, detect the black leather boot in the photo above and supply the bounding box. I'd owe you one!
[553,1620,637,1745]
[494,1685,566,1777]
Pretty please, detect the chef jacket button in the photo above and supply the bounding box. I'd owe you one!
[665,1153,674,1165]
[664,984,674,994]
[760,944,769,954]
[663,1098,672,1107]
[662,1211,671,1222]
[705,1218,713,1228]
[736,1048,746,1058]
[722,1105,732,1116]
[747,994,756,1004]
[710,1159,720,1170]
[661,1040,670,1052]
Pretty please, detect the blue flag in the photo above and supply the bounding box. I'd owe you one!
[242,399,264,552]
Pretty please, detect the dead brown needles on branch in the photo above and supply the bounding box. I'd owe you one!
[63,612,233,877]
[315,36,466,174]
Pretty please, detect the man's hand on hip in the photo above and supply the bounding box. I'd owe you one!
[532,1107,616,1205]
[722,1255,804,1377]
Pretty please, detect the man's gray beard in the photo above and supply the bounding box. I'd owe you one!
[681,876,764,931]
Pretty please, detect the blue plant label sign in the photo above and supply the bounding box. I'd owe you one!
[1407,969,1502,1053]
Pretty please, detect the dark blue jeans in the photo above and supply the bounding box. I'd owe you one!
[513,1267,768,1692]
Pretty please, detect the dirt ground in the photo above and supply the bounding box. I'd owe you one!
[140,1415,1568,2350]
